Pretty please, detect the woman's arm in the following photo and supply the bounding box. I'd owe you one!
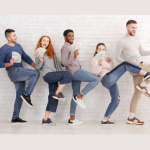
[91,57,102,75]
[35,56,44,70]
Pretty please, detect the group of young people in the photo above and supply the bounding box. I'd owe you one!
[0,19,150,126]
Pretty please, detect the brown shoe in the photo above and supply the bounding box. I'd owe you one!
[136,84,150,97]
[126,117,144,125]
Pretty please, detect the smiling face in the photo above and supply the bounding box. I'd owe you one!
[7,32,17,43]
[64,32,74,44]
[96,45,106,53]
[126,23,137,36]
[41,37,49,48]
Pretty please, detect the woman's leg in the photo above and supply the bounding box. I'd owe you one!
[103,83,120,120]
[43,71,72,94]
[44,82,58,121]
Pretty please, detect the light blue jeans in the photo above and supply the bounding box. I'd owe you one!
[101,61,141,117]
[70,69,100,115]
[8,67,40,119]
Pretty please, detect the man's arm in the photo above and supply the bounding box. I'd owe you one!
[139,42,150,56]
[61,46,77,67]
[0,48,14,68]
[116,40,125,63]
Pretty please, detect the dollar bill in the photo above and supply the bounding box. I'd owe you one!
[70,43,82,51]
[94,51,106,60]
[34,47,47,57]
[12,51,21,63]
[127,55,140,63]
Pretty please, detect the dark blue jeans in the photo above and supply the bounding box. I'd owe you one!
[101,61,141,117]
[8,67,40,119]
[43,71,72,111]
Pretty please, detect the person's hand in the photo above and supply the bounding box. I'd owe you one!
[98,59,103,66]
[10,58,16,66]
[39,55,44,62]
[131,62,135,64]
[74,50,79,59]
[31,62,35,68]
[107,57,112,62]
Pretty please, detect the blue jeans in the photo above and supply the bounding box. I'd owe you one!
[101,61,141,117]
[70,69,100,115]
[43,71,72,111]
[8,67,40,119]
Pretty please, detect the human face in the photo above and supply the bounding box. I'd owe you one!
[126,23,137,36]
[64,32,74,44]
[41,37,49,48]
[96,45,106,53]
[7,32,17,43]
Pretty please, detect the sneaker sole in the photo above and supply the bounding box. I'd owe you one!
[101,124,115,126]
[52,96,67,101]
[21,95,33,107]
[68,122,84,126]
[72,97,86,109]
[126,120,144,125]
[136,86,150,97]
[11,122,27,124]
[144,74,150,81]
[42,123,56,126]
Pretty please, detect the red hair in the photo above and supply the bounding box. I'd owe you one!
[35,36,55,58]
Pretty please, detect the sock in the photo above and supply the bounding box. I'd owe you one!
[129,112,135,119]
[103,119,108,122]
[140,81,148,87]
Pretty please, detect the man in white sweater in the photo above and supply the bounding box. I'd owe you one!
[116,20,150,125]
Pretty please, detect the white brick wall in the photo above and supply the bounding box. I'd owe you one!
[0,15,150,121]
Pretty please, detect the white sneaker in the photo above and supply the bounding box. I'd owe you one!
[68,119,84,125]
[73,95,86,109]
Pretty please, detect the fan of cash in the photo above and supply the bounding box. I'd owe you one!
[12,51,21,63]
[34,47,47,57]
[127,55,140,63]
[70,43,82,51]
[94,51,106,60]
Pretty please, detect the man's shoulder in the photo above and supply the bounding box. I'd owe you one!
[0,44,9,51]
[118,36,126,43]
[61,43,71,51]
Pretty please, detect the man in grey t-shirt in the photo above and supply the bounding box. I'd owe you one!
[116,20,150,125]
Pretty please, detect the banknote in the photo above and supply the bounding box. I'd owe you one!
[34,47,47,57]
[127,55,140,63]
[94,51,106,60]
[12,51,21,63]
[70,43,82,51]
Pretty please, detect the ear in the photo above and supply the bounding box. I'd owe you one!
[64,36,66,40]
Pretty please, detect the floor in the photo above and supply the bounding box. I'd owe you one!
[0,121,150,134]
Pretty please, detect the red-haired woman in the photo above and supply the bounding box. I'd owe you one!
[35,36,72,126]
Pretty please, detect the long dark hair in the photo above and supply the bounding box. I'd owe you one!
[93,43,106,56]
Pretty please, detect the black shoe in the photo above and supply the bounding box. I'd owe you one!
[144,72,150,80]
[11,117,27,124]
[21,94,33,107]
[101,120,115,126]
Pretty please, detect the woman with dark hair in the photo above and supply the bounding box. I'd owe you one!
[35,36,72,126]
[91,43,150,125]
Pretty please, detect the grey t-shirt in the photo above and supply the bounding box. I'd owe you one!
[116,35,150,64]
[35,54,56,77]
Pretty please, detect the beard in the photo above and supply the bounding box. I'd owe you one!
[129,31,135,36]
[11,40,17,43]
[66,39,73,44]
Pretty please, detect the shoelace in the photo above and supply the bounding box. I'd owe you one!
[60,92,64,98]
[48,118,52,123]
